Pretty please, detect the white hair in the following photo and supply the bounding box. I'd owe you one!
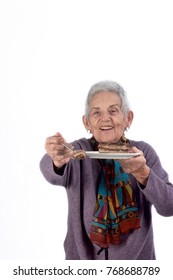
[84,80,131,117]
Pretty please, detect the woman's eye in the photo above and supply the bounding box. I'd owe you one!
[110,109,117,114]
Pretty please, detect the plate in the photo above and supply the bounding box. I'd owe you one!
[85,151,141,159]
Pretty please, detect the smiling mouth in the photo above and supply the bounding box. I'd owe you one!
[100,126,114,131]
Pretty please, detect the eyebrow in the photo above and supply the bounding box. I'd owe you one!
[90,107,100,111]
[109,104,120,108]
[90,104,120,111]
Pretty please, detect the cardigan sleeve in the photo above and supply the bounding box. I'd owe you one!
[137,141,173,217]
[39,153,69,187]
[141,169,173,216]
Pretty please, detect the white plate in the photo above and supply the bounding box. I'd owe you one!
[85,151,141,159]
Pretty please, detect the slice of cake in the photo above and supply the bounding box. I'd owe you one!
[98,142,130,153]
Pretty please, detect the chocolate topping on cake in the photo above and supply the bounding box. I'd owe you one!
[98,142,130,153]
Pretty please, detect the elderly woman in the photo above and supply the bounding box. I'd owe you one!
[40,80,173,260]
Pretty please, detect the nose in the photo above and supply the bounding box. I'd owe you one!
[100,111,111,122]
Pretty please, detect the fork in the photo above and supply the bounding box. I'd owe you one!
[62,143,74,151]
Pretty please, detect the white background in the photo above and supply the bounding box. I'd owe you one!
[0,0,173,264]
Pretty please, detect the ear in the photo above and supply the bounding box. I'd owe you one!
[126,111,134,128]
[82,115,91,131]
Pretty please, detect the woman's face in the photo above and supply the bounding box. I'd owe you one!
[83,91,133,143]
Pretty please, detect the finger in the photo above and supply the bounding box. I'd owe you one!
[53,150,73,160]
[45,133,66,153]
[129,146,141,153]
[62,143,74,151]
[55,132,63,137]
[47,142,65,152]
[46,134,64,145]
[53,153,73,167]
[52,148,73,158]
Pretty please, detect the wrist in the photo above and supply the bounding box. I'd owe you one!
[53,162,66,175]
[132,166,150,186]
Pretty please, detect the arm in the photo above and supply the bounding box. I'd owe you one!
[40,153,68,186]
[140,143,173,217]
[120,141,173,217]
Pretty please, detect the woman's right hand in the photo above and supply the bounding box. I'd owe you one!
[45,132,74,169]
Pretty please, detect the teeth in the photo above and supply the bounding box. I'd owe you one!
[100,127,113,130]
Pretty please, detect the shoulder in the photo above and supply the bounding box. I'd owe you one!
[129,139,157,155]
[129,139,161,165]
[129,139,153,151]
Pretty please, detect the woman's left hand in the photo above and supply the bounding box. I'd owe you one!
[118,146,150,186]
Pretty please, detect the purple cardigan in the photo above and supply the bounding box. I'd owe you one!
[40,138,173,260]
